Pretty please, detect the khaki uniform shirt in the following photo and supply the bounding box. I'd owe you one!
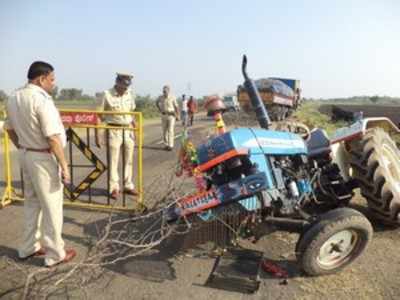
[158,94,178,114]
[98,88,136,124]
[4,83,66,149]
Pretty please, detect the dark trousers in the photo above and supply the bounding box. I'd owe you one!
[188,113,194,126]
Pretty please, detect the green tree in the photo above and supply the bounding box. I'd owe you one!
[0,90,7,102]
[51,86,59,99]
[135,94,159,118]
[369,95,379,103]
[58,88,83,100]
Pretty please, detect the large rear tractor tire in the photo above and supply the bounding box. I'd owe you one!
[296,208,372,276]
[348,128,400,225]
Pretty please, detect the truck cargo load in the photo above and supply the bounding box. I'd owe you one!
[237,77,301,121]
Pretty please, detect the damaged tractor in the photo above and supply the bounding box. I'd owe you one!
[165,56,400,278]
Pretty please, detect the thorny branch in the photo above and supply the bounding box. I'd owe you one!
[0,169,201,300]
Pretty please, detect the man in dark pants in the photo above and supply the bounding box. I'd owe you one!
[187,96,197,126]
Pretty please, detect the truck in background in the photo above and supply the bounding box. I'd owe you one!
[223,95,240,112]
[237,77,301,121]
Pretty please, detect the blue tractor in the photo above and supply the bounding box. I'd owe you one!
[165,56,372,276]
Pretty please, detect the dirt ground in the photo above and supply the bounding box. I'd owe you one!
[0,114,399,299]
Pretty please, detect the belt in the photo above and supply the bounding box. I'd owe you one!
[23,148,51,153]
[107,123,130,127]
[162,112,175,116]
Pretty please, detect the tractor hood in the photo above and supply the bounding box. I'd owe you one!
[197,128,307,167]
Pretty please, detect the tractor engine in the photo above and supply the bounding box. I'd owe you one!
[196,128,314,217]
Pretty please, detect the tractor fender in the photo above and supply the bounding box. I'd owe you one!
[330,118,400,181]
[331,117,400,145]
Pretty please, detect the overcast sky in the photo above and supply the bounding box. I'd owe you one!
[1,0,399,99]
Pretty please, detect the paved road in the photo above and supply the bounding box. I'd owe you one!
[0,113,399,299]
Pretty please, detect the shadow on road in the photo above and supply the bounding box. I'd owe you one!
[80,213,184,283]
[142,145,169,151]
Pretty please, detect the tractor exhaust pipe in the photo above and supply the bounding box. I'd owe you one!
[241,55,271,129]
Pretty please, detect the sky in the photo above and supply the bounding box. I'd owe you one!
[0,0,399,99]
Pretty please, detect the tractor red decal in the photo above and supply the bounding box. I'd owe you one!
[197,149,248,172]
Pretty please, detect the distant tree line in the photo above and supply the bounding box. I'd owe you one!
[0,88,95,102]
[54,87,94,101]
[304,95,400,105]
[1,89,208,117]
[135,94,158,118]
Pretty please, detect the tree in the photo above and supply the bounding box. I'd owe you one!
[81,94,95,101]
[0,90,8,102]
[369,95,379,103]
[135,94,159,118]
[51,86,59,99]
[58,88,83,100]
[95,92,104,100]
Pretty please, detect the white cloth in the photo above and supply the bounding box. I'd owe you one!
[4,83,66,148]
[98,87,136,191]
[5,83,66,266]
[158,94,178,114]
[97,88,136,125]
[108,129,135,191]
[181,99,188,112]
[18,151,66,266]
[162,115,176,148]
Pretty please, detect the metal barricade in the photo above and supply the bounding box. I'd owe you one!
[0,109,144,212]
[1,110,13,207]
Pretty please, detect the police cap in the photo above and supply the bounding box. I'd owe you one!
[116,72,133,86]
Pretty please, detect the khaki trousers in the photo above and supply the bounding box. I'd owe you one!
[108,129,135,192]
[161,115,176,148]
[18,151,66,266]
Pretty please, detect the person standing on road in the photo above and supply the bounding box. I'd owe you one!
[96,73,138,200]
[187,96,197,126]
[4,61,76,267]
[180,94,188,126]
[156,85,179,151]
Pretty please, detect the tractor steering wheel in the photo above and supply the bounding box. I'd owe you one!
[274,121,311,140]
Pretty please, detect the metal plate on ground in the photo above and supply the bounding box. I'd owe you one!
[204,247,263,294]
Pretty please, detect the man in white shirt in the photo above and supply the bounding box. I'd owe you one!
[180,94,188,126]
[156,85,179,151]
[96,73,138,199]
[4,61,76,267]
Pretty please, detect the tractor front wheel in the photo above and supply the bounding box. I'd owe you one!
[296,208,372,276]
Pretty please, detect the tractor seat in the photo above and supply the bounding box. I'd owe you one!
[307,128,331,158]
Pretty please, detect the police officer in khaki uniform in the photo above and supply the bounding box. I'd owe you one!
[96,73,138,199]
[156,85,179,151]
[4,61,76,267]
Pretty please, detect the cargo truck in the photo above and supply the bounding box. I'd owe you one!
[237,77,301,121]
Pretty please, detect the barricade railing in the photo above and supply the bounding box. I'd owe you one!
[1,110,13,207]
[1,109,144,212]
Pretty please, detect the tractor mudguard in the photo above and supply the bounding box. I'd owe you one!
[330,118,400,182]
[331,117,400,145]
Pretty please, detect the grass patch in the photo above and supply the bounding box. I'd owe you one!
[293,101,348,136]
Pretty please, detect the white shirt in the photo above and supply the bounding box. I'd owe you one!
[158,94,178,114]
[181,98,188,112]
[97,88,136,124]
[4,83,66,149]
